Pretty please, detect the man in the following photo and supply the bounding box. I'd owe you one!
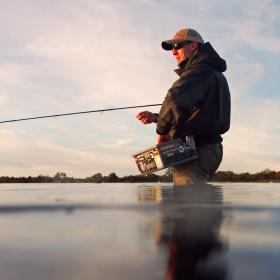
[136,28,230,186]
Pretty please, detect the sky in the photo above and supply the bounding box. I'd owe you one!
[0,0,279,177]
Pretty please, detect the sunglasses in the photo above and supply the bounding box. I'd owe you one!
[172,41,192,50]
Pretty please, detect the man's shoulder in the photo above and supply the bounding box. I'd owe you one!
[184,61,216,74]
[177,63,215,84]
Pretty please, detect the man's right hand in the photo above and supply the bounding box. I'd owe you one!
[136,111,157,124]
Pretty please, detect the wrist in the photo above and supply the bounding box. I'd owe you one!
[153,113,159,123]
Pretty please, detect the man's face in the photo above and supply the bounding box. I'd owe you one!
[172,42,196,64]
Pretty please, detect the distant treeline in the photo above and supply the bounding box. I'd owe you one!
[212,169,280,182]
[0,169,279,183]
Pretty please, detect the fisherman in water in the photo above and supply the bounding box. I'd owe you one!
[136,28,230,186]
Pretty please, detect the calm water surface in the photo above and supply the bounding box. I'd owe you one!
[0,182,279,280]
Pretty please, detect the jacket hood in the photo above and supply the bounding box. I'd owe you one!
[191,42,227,72]
[176,42,227,74]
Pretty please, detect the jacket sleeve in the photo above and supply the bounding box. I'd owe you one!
[156,93,174,135]
[156,68,212,135]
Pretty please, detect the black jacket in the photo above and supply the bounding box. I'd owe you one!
[156,42,231,146]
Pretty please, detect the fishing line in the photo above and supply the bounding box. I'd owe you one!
[0,104,162,124]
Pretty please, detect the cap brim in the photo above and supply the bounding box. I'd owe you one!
[161,39,185,51]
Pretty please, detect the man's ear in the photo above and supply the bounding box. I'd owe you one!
[190,42,199,51]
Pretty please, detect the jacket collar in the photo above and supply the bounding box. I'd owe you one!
[174,42,227,76]
[174,50,198,76]
[174,58,190,76]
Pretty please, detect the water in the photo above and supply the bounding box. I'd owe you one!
[0,182,279,280]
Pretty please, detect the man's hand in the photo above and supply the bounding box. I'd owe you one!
[157,134,171,144]
[136,111,157,124]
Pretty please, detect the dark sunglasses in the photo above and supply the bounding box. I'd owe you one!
[172,40,192,50]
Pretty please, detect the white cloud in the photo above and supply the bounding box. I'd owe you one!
[231,0,280,53]
[95,138,134,149]
[221,98,280,172]
[0,128,133,177]
[0,92,8,107]
[0,64,30,85]
[13,1,167,110]
[226,56,265,100]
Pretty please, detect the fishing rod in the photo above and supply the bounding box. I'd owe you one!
[0,104,162,124]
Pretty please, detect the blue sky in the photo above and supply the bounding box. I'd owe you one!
[0,0,279,177]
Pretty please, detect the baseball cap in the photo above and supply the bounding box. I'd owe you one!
[162,28,204,51]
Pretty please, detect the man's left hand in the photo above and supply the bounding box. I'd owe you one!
[157,134,171,144]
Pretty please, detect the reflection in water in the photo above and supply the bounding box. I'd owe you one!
[137,185,163,203]
[138,184,230,280]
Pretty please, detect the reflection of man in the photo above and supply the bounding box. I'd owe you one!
[136,28,230,185]
[155,184,229,280]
